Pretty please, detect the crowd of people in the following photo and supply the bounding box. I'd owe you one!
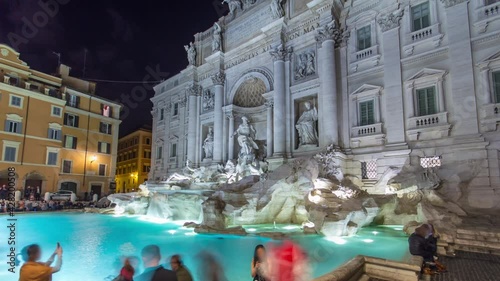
[18,241,312,281]
[408,223,447,275]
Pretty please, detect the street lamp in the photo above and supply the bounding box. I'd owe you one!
[90,155,97,163]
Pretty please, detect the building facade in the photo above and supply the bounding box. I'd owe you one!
[0,44,122,198]
[116,127,152,193]
[150,0,500,209]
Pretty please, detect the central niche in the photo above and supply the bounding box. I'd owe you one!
[233,76,266,108]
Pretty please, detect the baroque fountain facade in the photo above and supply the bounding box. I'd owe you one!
[111,0,500,250]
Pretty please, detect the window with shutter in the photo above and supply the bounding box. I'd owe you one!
[411,2,430,31]
[4,147,17,162]
[417,87,437,116]
[493,71,500,103]
[171,144,177,157]
[357,26,371,51]
[98,164,106,176]
[62,160,72,173]
[156,146,163,159]
[359,100,375,126]
[47,152,58,165]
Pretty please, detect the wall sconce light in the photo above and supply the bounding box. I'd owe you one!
[90,155,97,163]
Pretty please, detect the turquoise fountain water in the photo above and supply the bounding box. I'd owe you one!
[0,213,408,281]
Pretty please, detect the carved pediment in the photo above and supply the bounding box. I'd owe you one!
[169,134,179,141]
[407,68,447,82]
[0,44,27,66]
[351,84,383,96]
[155,138,164,144]
[477,50,500,69]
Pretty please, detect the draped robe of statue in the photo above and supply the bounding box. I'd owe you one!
[233,117,259,161]
[203,128,214,159]
[296,102,319,146]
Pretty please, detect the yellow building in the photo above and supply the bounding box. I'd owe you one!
[115,126,152,193]
[0,44,121,198]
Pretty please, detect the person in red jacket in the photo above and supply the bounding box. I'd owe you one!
[119,258,135,281]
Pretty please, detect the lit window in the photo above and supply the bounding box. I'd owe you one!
[412,2,430,31]
[66,94,80,108]
[417,87,437,116]
[98,142,111,154]
[64,113,79,127]
[357,25,371,51]
[420,156,441,168]
[64,136,77,149]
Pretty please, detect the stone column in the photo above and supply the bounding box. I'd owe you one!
[441,0,479,135]
[270,44,292,158]
[265,99,274,158]
[316,20,340,147]
[227,112,235,160]
[186,84,201,166]
[378,8,406,144]
[212,72,225,164]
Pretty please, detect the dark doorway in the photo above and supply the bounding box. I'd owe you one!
[60,182,77,193]
[91,184,102,198]
[25,180,43,197]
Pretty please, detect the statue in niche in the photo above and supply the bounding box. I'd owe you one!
[296,101,319,146]
[212,23,223,53]
[203,127,215,159]
[202,89,215,111]
[184,42,196,66]
[270,0,285,19]
[232,116,259,162]
[222,0,243,16]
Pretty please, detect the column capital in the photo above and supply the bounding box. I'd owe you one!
[186,83,202,97]
[440,0,468,8]
[211,71,226,86]
[315,20,342,45]
[270,44,293,62]
[225,111,234,119]
[179,96,188,108]
[377,8,404,32]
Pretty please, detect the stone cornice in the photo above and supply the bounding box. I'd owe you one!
[211,71,226,85]
[440,0,468,8]
[315,20,342,44]
[269,44,293,61]
[377,9,404,32]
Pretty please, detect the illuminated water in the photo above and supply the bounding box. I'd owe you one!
[0,213,409,281]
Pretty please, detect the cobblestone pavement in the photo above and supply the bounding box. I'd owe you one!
[432,251,500,281]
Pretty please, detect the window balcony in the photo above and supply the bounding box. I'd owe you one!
[352,45,378,62]
[351,123,383,138]
[475,2,500,33]
[403,24,443,56]
[406,112,451,141]
[350,123,385,148]
[480,102,500,131]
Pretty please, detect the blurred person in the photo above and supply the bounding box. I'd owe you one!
[425,224,447,273]
[409,224,434,262]
[35,186,41,201]
[251,245,268,281]
[135,245,177,281]
[197,251,228,281]
[19,243,63,281]
[115,258,135,281]
[170,255,193,281]
[267,241,310,281]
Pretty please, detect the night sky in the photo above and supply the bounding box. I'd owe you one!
[0,0,226,136]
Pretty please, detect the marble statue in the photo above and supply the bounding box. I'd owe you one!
[232,116,259,161]
[202,89,215,111]
[222,0,243,16]
[184,42,196,66]
[296,101,319,146]
[270,0,285,19]
[212,23,223,53]
[203,127,215,159]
